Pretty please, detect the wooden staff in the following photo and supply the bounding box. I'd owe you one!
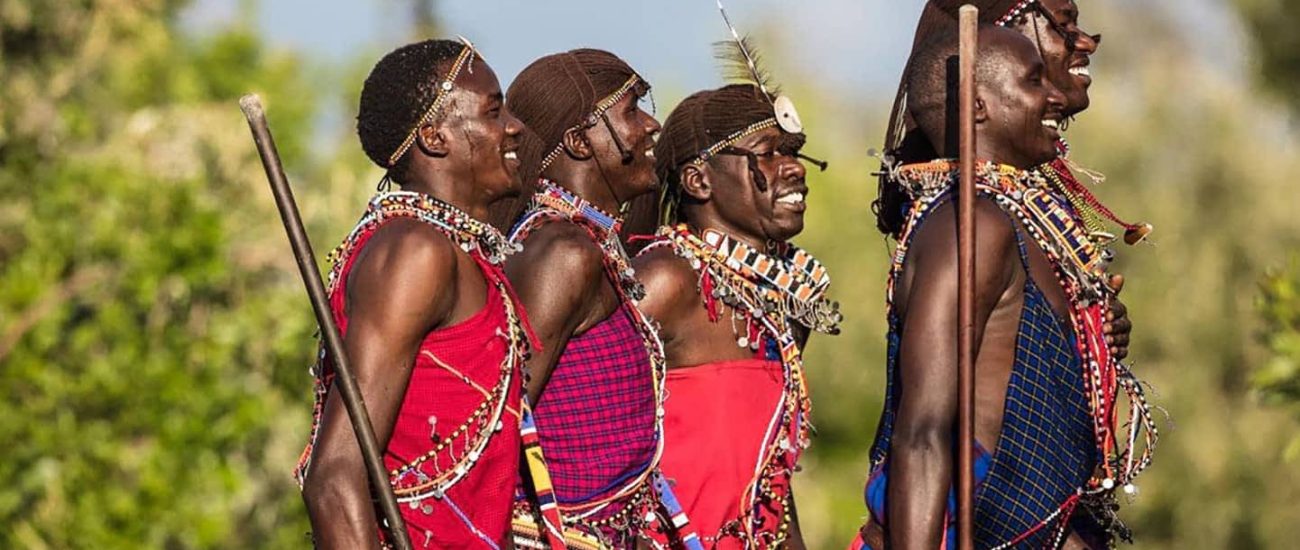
[957,6,978,550]
[239,94,413,550]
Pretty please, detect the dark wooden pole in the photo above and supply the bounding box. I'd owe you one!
[957,6,979,550]
[239,94,414,550]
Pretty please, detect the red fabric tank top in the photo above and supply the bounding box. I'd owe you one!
[313,219,529,548]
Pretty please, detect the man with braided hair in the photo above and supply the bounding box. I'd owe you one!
[854,24,1158,550]
[633,82,838,550]
[499,49,694,549]
[296,38,535,548]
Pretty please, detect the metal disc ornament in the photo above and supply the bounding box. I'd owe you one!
[774,95,803,134]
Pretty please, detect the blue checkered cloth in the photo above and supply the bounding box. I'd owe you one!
[866,193,1098,549]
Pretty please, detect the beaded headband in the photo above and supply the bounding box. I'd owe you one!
[537,74,647,173]
[386,36,479,168]
[994,0,1039,26]
[690,118,778,166]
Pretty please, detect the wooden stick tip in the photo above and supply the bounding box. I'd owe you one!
[959,4,979,16]
[239,94,265,120]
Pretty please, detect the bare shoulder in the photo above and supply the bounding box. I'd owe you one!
[910,196,1017,266]
[506,220,605,295]
[633,244,701,321]
[347,217,460,328]
[634,245,697,297]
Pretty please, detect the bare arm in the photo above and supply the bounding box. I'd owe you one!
[886,200,1017,549]
[505,223,607,403]
[301,220,458,549]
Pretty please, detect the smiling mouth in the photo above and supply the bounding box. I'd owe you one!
[503,151,518,161]
[776,191,806,205]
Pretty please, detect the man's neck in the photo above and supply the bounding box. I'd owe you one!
[543,161,623,215]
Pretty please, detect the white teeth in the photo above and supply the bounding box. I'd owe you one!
[1041,119,1060,130]
[1069,66,1091,77]
[645,149,655,159]
[504,151,517,160]
[777,192,805,205]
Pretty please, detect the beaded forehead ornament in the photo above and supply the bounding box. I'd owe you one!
[386,36,480,168]
[537,73,651,173]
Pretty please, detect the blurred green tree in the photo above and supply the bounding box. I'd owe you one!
[0,1,362,547]
[1235,0,1300,114]
[1236,0,1300,464]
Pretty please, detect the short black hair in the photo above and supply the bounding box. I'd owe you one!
[905,24,1029,156]
[357,39,466,183]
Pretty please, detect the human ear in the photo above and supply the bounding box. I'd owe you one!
[561,126,594,161]
[415,123,450,158]
[680,164,711,202]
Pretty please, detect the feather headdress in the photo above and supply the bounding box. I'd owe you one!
[713,0,803,134]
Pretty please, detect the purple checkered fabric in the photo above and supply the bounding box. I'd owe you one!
[531,304,658,505]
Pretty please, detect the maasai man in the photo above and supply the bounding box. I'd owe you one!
[295,38,534,548]
[500,49,691,549]
[855,26,1158,550]
[634,80,839,550]
[876,0,1136,362]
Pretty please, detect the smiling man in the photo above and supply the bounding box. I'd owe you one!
[500,49,681,548]
[855,25,1134,550]
[295,38,533,549]
[877,0,1135,361]
[634,83,839,549]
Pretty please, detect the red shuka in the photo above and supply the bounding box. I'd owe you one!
[306,220,528,548]
[657,358,794,548]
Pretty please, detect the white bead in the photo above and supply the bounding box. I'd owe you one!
[1123,483,1138,495]
[1102,478,1115,490]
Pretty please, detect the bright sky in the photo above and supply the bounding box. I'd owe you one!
[182,0,919,100]
[182,0,1244,104]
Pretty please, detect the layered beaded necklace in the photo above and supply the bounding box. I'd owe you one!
[641,224,841,547]
[891,159,1159,541]
[295,190,527,507]
[509,179,672,537]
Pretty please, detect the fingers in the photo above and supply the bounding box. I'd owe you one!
[1108,273,1125,294]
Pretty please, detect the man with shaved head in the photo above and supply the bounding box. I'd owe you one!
[854,24,1157,550]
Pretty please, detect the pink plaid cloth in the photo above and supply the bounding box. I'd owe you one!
[531,305,658,506]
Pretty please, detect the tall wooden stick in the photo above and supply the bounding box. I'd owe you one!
[239,94,413,550]
[957,6,979,550]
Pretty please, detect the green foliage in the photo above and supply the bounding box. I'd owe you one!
[1235,0,1300,113]
[0,1,346,547]
[1256,260,1300,460]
